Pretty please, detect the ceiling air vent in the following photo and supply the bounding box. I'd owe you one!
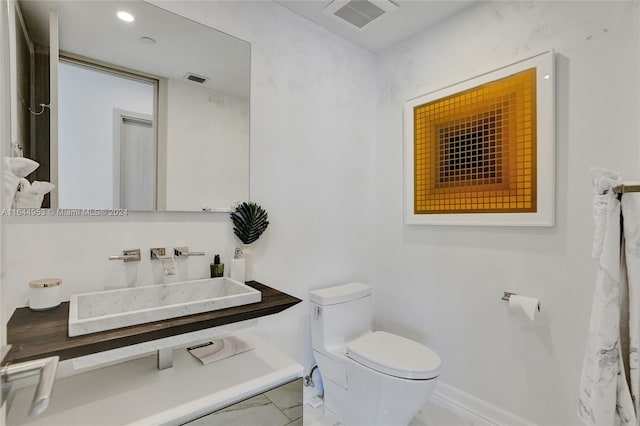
[322,0,398,30]
[183,72,209,84]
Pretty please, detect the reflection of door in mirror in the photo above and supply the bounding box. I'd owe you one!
[115,111,155,210]
[58,60,156,210]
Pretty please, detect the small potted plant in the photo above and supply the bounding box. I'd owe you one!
[230,202,269,244]
[230,202,269,280]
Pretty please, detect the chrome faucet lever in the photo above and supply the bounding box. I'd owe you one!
[108,249,141,262]
[173,246,205,258]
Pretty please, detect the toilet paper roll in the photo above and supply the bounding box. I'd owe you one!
[508,295,540,321]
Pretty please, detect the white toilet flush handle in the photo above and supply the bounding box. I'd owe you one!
[314,306,321,320]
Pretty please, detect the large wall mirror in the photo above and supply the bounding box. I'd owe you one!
[11,0,250,212]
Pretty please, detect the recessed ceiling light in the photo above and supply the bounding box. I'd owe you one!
[140,36,156,45]
[117,11,135,22]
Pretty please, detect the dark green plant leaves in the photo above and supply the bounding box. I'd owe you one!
[230,202,269,244]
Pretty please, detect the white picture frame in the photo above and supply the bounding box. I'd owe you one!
[404,50,555,226]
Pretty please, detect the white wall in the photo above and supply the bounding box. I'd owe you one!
[165,79,249,211]
[374,2,639,425]
[2,0,376,370]
[58,62,154,209]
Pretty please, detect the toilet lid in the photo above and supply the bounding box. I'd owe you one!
[346,331,441,380]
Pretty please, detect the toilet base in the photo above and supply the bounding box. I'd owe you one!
[318,352,438,426]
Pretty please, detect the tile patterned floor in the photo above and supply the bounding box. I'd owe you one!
[185,378,474,426]
[186,379,302,426]
[303,398,477,426]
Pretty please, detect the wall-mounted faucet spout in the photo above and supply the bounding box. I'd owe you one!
[150,248,166,260]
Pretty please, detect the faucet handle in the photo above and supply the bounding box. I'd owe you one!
[109,249,141,262]
[173,246,205,258]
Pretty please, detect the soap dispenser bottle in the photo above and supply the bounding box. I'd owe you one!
[230,248,246,283]
[210,254,224,278]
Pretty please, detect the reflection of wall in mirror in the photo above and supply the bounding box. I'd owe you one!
[165,79,249,211]
[32,45,50,193]
[58,61,154,209]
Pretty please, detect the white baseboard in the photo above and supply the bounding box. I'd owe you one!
[430,381,537,426]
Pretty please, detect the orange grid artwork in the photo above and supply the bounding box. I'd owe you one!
[413,68,537,214]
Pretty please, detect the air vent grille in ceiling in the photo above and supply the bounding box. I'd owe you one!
[335,1,384,28]
[323,0,398,30]
[184,73,208,84]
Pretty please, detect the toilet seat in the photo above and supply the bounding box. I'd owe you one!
[346,331,441,380]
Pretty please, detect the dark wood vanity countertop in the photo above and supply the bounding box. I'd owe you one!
[6,281,301,364]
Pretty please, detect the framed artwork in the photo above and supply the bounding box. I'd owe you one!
[404,50,555,226]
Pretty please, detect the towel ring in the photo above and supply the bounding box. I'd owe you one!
[28,104,50,116]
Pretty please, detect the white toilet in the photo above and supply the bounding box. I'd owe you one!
[310,282,441,426]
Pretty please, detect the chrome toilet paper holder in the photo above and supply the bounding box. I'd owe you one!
[501,291,516,301]
[501,291,541,311]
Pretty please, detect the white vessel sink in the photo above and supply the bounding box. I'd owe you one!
[68,278,261,337]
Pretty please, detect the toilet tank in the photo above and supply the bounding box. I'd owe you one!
[310,282,373,352]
